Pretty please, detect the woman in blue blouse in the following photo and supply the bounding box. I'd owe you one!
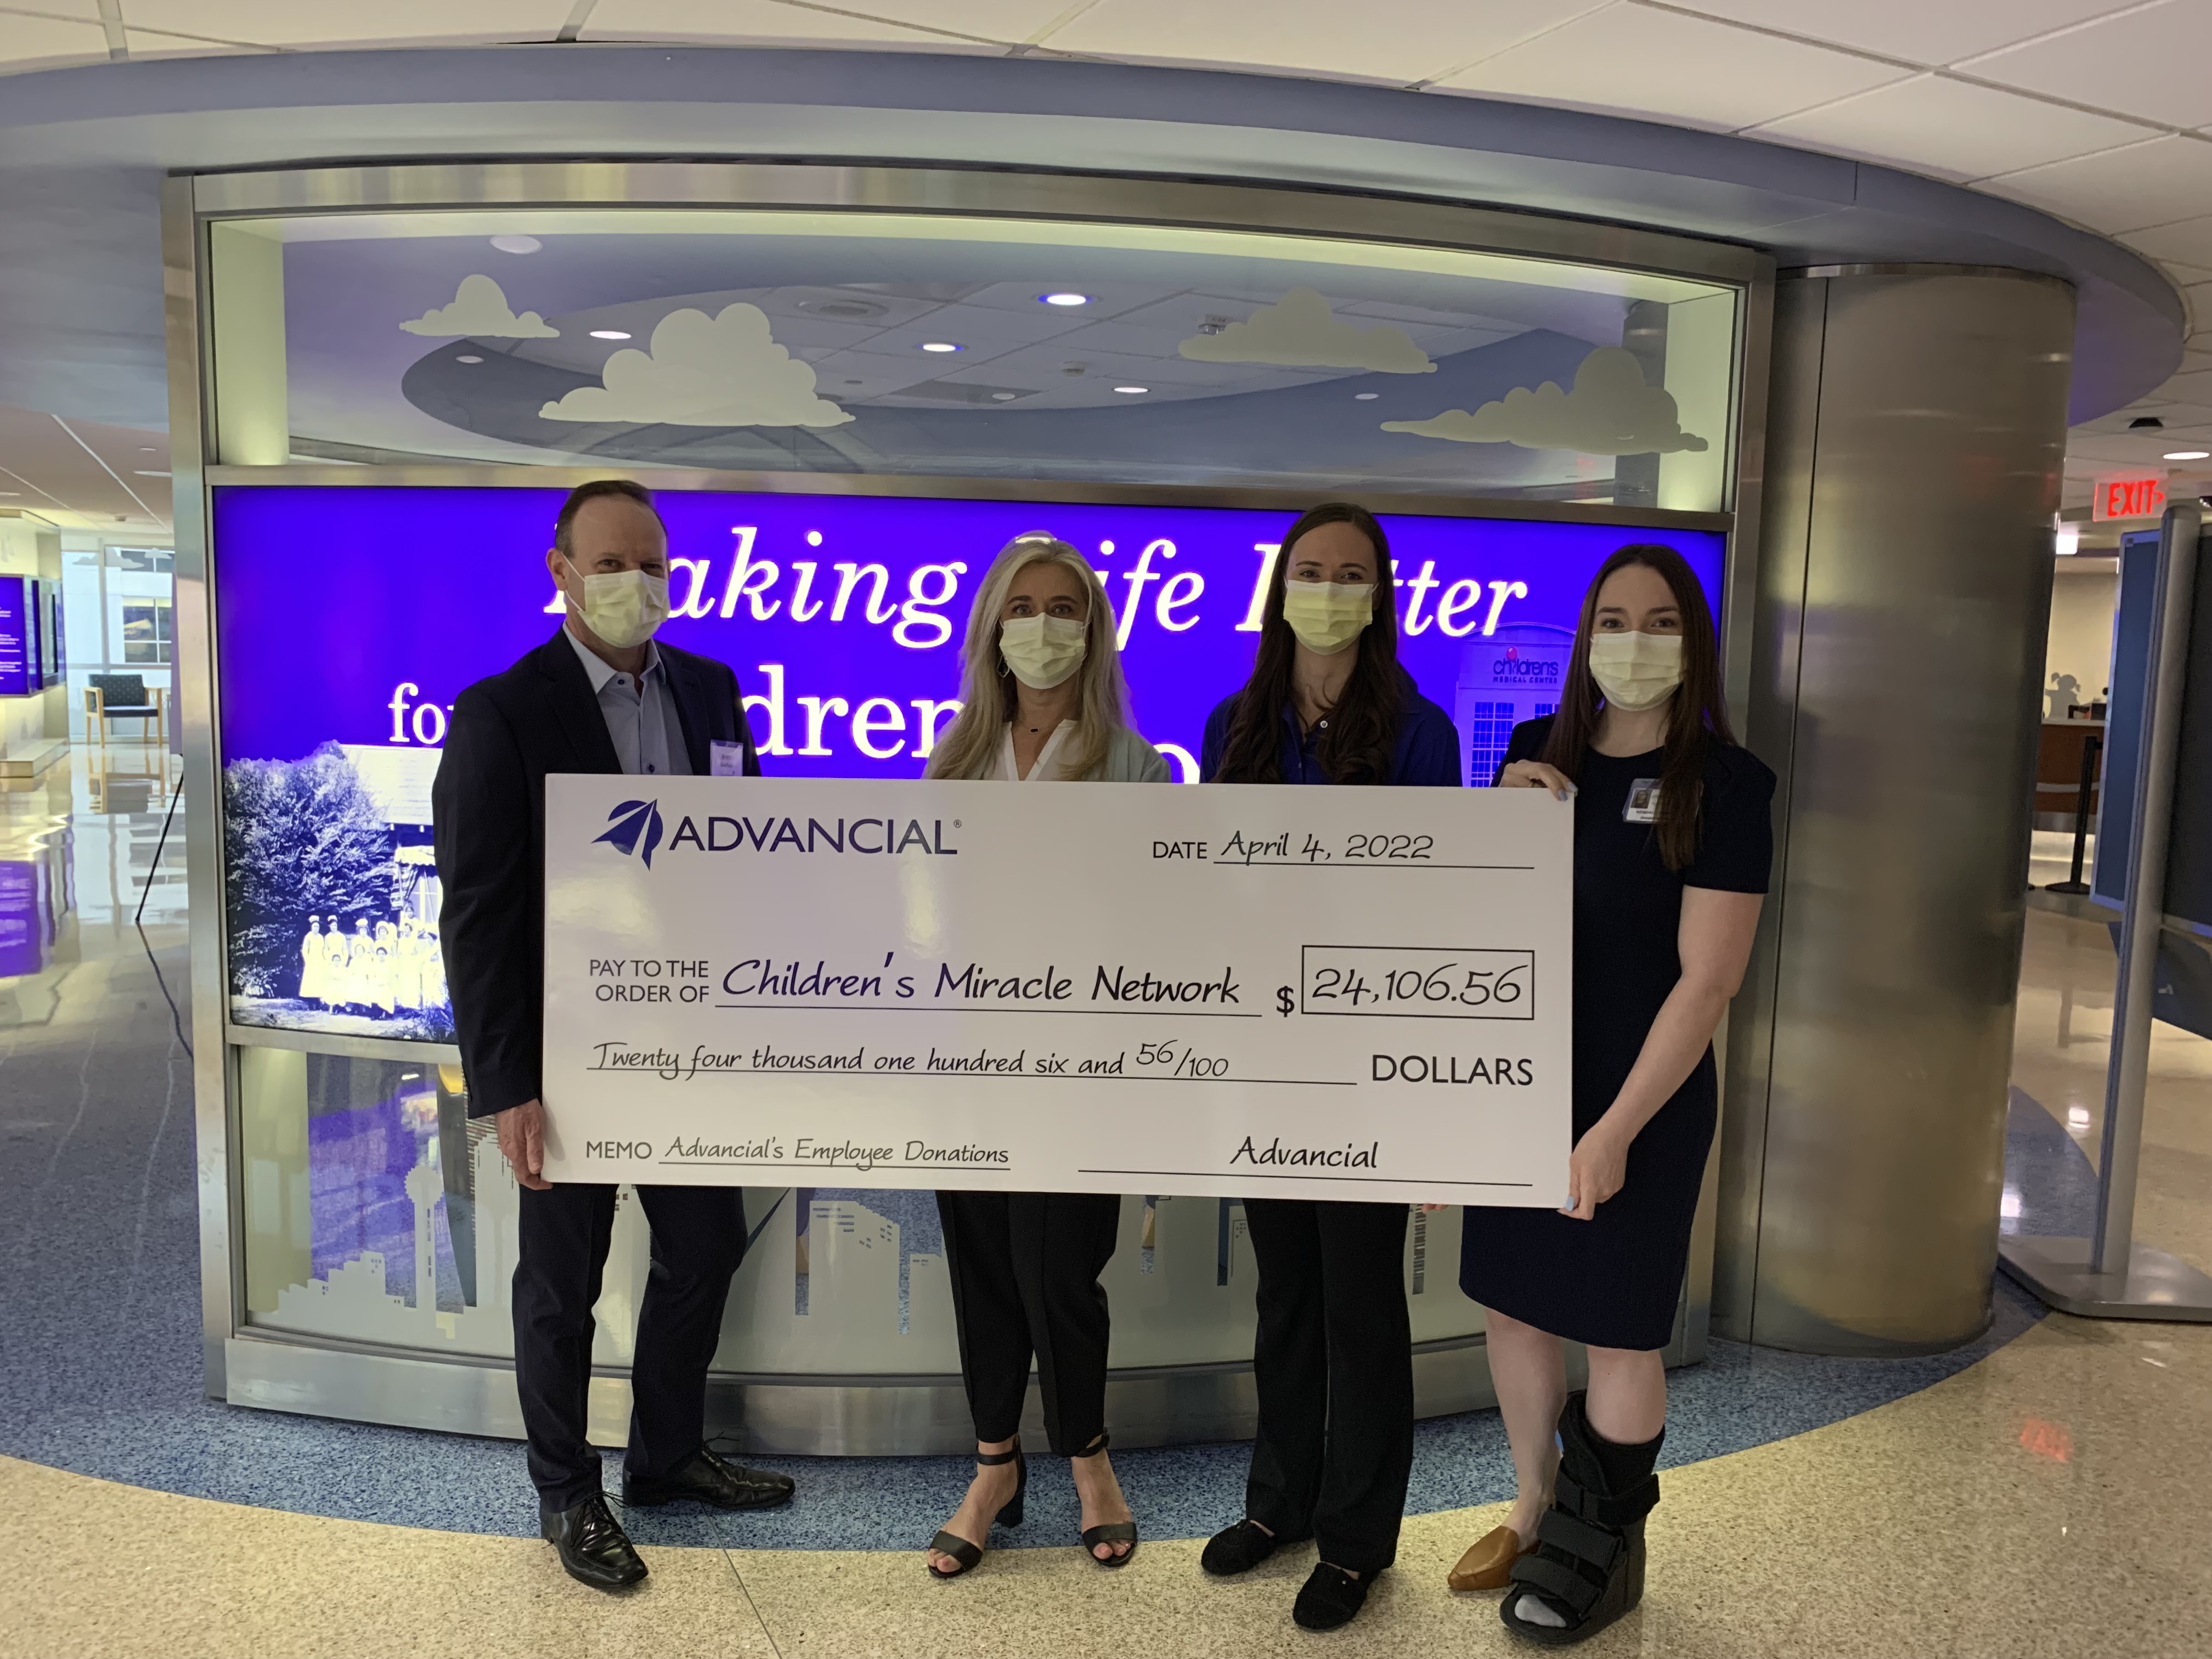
[1196,502,1459,1633]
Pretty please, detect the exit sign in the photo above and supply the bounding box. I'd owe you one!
[2094,475,2166,521]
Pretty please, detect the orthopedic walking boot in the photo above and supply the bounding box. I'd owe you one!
[541,1493,647,1590]
[1500,1392,1662,1646]
[623,1443,796,1510]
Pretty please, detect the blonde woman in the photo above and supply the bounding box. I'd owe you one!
[921,534,1168,1580]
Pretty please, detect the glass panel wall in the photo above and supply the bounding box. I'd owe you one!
[201,180,1747,1383]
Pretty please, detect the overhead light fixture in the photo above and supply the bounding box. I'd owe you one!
[589,330,631,341]
[133,470,170,478]
[137,445,157,454]
[1040,292,1091,307]
[2163,449,2210,460]
[990,391,1019,401]
[2130,416,2166,430]
[1113,385,1149,394]
[919,342,961,353]
[1355,392,1379,401]
[489,234,542,255]
[2055,524,2080,557]
[455,354,484,364]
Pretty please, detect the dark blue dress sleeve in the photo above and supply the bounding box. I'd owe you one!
[1200,695,1237,783]
[1395,696,1462,787]
[1684,746,1777,894]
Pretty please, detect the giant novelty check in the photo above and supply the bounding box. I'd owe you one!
[540,776,1572,1205]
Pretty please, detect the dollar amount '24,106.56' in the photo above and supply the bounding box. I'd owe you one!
[1286,945,1536,1020]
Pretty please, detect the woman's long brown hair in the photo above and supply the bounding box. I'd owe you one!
[1213,503,1404,785]
[1541,543,1733,870]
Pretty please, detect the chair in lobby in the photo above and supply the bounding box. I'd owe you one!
[84,674,168,746]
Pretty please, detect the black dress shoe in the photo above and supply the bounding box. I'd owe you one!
[541,1493,647,1591]
[1293,1562,1373,1631]
[1201,1517,1301,1577]
[623,1444,796,1511]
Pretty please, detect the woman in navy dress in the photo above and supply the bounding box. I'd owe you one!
[1195,503,1459,1634]
[1454,544,1773,1645]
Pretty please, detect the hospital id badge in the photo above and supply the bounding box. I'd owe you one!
[710,740,748,777]
[1623,778,1661,823]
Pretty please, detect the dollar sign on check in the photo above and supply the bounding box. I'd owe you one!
[1277,986,1296,1017]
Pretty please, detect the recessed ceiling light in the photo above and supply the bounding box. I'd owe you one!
[919,342,961,353]
[1113,385,1149,394]
[990,392,1019,401]
[589,330,631,341]
[1355,392,1379,400]
[490,234,541,255]
[133,470,170,478]
[2164,449,2209,460]
[0,491,18,497]
[138,445,157,453]
[1041,292,1091,307]
[455,354,484,364]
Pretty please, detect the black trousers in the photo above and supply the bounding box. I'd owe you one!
[513,1182,747,1510]
[1242,1198,1414,1576]
[936,1189,1121,1455]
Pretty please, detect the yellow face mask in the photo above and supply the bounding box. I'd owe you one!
[1282,580,1374,656]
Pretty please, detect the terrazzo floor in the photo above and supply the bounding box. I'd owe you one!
[7,762,2212,1654]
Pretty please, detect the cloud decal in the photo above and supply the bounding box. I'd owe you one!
[400,274,559,338]
[537,303,853,428]
[1178,287,1435,375]
[1382,346,1707,455]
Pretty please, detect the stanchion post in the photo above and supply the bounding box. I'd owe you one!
[2044,730,2100,895]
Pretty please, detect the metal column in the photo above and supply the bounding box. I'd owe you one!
[1718,265,2075,1354]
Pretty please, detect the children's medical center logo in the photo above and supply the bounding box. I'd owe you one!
[595,799,665,867]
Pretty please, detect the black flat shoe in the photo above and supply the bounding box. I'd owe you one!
[540,1493,646,1591]
[1201,1517,1300,1577]
[623,1444,795,1511]
[1293,1562,1372,1631]
[928,1443,1026,1579]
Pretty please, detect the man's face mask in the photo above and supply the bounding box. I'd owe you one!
[565,556,669,650]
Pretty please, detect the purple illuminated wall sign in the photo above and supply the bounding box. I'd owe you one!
[0,576,31,697]
[215,486,1724,783]
[212,485,1724,1043]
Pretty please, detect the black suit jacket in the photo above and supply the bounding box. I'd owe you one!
[432,628,760,1119]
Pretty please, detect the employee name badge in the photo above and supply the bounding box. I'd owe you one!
[710,740,748,777]
[1623,779,1662,823]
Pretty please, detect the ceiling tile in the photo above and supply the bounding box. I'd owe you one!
[1669,1,2144,67]
[120,2,559,47]
[1041,0,1607,86]
[584,0,948,45]
[1965,0,2212,129]
[2122,216,2212,267]
[854,3,1124,44]
[1435,4,1909,133]
[1978,134,2212,235]
[0,12,111,67]
[1752,74,2149,181]
[125,30,273,58]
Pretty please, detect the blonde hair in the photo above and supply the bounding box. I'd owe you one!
[925,534,1134,781]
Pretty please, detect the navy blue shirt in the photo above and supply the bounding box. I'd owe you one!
[1199,684,1460,786]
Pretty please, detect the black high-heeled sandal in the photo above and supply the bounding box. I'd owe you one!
[926,1443,1026,1579]
[1074,1431,1138,1568]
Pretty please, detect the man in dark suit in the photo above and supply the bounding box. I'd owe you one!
[433,478,794,1591]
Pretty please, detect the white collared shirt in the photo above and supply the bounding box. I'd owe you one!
[992,720,1076,782]
[565,625,692,778]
